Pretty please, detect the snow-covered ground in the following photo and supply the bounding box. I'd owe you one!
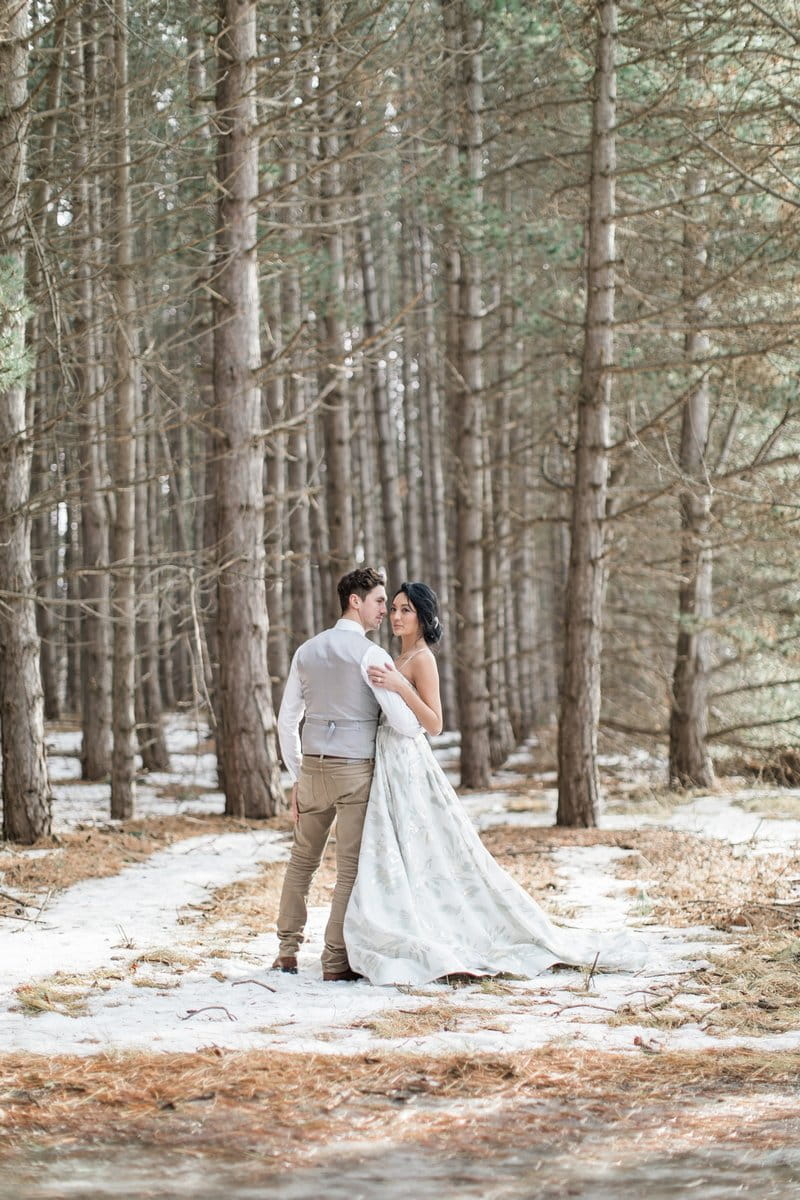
[2,716,797,1060]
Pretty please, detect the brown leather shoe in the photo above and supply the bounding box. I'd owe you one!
[322,968,363,982]
[272,955,298,974]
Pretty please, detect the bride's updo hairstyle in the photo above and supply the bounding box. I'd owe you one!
[394,581,444,647]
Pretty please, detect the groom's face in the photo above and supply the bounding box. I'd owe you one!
[358,585,388,632]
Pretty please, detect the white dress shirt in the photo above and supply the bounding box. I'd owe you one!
[277,618,421,782]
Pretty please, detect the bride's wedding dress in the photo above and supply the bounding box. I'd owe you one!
[345,724,648,986]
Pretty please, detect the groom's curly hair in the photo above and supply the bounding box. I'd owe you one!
[337,566,385,613]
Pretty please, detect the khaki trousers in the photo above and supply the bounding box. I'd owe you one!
[276,755,373,974]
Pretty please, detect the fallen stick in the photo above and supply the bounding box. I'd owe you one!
[584,951,600,990]
[554,1002,619,1017]
[181,1005,237,1021]
[33,888,53,923]
[232,978,277,993]
[0,888,35,909]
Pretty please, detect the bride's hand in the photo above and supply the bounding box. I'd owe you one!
[368,661,406,693]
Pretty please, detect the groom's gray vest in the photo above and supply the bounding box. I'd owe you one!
[296,627,380,759]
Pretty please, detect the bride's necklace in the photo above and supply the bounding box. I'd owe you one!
[396,641,425,667]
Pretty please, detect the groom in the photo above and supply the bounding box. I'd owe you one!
[273,566,418,981]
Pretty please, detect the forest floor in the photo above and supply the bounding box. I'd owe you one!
[1,715,800,1198]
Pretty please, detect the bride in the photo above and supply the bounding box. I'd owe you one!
[344,581,647,986]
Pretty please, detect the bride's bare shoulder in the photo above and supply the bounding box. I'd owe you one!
[410,647,439,681]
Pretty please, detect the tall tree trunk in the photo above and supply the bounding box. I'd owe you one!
[213,0,283,817]
[134,377,169,771]
[352,356,378,564]
[314,0,353,615]
[415,223,456,724]
[0,0,52,842]
[556,0,617,828]
[494,291,523,741]
[484,448,515,766]
[357,189,406,585]
[186,12,221,742]
[280,11,316,655]
[669,161,715,789]
[32,428,61,719]
[305,407,328,630]
[72,8,112,779]
[27,10,65,723]
[515,431,544,730]
[283,184,315,652]
[398,156,422,578]
[443,0,491,786]
[63,485,82,715]
[109,0,138,819]
[264,275,290,712]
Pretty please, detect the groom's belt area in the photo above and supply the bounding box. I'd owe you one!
[303,716,376,727]
[302,754,372,763]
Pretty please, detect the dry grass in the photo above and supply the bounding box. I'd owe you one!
[351,1001,509,1040]
[1,1047,799,1163]
[132,948,199,971]
[13,983,91,1019]
[735,793,800,817]
[12,967,126,1017]
[699,934,800,1035]
[478,825,800,933]
[603,785,696,815]
[11,953,200,1018]
[605,932,800,1037]
[131,978,180,991]
[611,829,800,932]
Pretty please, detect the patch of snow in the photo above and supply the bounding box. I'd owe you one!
[608,793,800,851]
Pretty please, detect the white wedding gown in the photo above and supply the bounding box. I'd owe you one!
[344,725,648,986]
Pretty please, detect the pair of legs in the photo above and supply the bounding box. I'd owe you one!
[276,755,373,975]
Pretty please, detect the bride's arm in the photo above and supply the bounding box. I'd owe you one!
[367,653,443,736]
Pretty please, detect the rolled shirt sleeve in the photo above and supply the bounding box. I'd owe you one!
[360,644,422,737]
[277,654,305,782]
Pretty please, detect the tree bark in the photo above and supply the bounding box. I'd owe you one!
[0,0,52,842]
[415,223,456,724]
[398,134,423,578]
[71,8,112,779]
[669,162,715,789]
[32,430,62,719]
[357,188,406,585]
[442,0,491,785]
[315,0,353,615]
[493,290,523,743]
[109,0,138,819]
[27,10,66,723]
[282,161,315,651]
[264,275,290,712]
[185,13,221,748]
[213,0,283,817]
[134,378,169,772]
[285,260,315,650]
[556,0,618,828]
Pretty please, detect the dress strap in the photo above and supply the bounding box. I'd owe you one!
[396,647,426,668]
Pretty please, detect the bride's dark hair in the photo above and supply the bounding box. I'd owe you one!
[394,582,444,646]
